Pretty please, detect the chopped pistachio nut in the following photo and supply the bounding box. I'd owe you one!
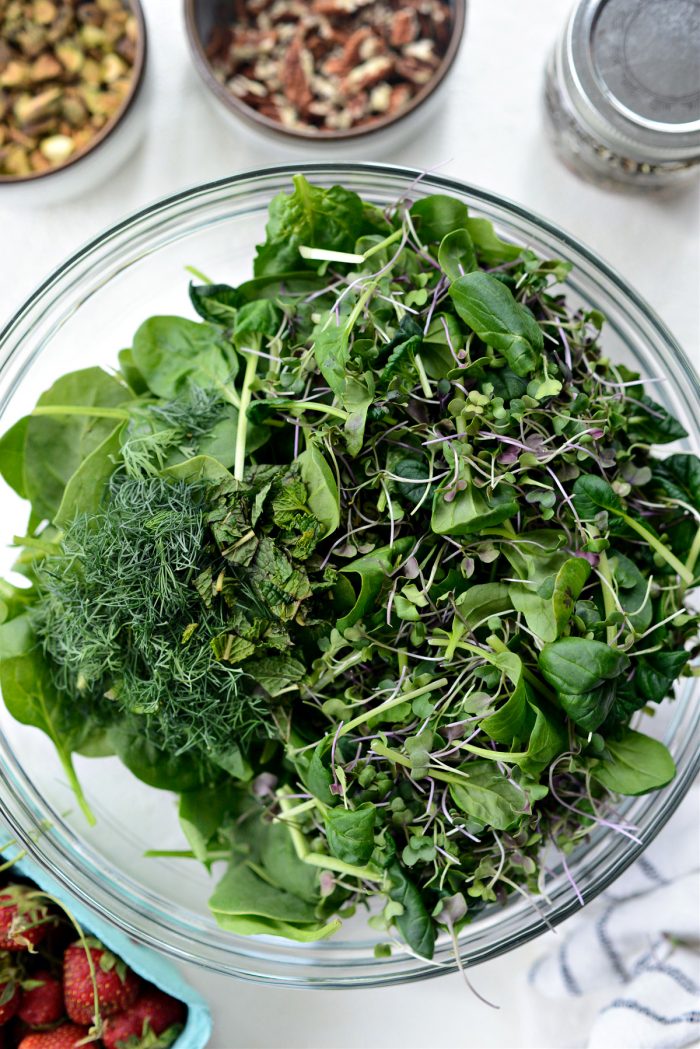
[0,0,138,177]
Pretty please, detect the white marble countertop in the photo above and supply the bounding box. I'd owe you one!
[0,1,698,1046]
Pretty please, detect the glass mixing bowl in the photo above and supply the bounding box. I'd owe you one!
[0,164,698,987]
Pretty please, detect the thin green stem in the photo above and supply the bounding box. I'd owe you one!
[619,511,693,585]
[303,853,384,883]
[414,354,432,398]
[276,787,310,861]
[60,753,95,826]
[362,227,403,261]
[338,677,448,737]
[684,522,700,578]
[31,406,129,421]
[371,740,412,767]
[597,550,618,644]
[287,401,350,421]
[185,264,214,284]
[234,351,259,482]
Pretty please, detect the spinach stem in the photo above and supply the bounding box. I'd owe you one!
[362,227,403,262]
[31,406,129,421]
[597,550,618,644]
[287,401,350,421]
[60,753,95,826]
[303,853,384,882]
[185,264,214,284]
[338,676,449,737]
[619,511,693,585]
[684,522,700,579]
[276,787,310,861]
[234,351,259,482]
[414,353,432,398]
[371,740,412,767]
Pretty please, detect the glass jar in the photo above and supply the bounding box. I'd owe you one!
[544,0,700,190]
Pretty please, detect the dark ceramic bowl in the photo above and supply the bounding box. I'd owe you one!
[184,0,466,147]
[0,0,148,202]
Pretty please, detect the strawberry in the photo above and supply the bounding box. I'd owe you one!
[0,952,22,1026]
[0,978,21,1025]
[63,939,140,1026]
[102,988,186,1049]
[18,1024,90,1048]
[18,969,65,1026]
[0,886,53,952]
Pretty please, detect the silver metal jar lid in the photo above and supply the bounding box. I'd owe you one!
[561,0,700,162]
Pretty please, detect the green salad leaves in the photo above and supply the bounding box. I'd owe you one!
[0,176,698,957]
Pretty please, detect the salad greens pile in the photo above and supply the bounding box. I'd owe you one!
[1,175,698,957]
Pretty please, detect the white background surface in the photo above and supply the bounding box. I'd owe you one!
[0,1,698,1047]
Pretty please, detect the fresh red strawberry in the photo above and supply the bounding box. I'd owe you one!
[0,952,22,1026]
[102,987,186,1048]
[18,969,64,1026]
[0,886,53,952]
[18,1024,89,1048]
[63,938,140,1026]
[0,978,21,1024]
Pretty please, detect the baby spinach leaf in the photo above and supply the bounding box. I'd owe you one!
[179,784,239,863]
[455,582,511,629]
[297,444,340,536]
[210,861,319,925]
[0,416,28,498]
[449,272,543,377]
[342,375,374,457]
[627,395,687,444]
[312,318,349,397]
[300,740,337,807]
[107,719,221,793]
[481,366,528,402]
[652,453,700,511]
[590,730,676,795]
[609,551,652,632]
[0,652,94,821]
[510,556,591,643]
[539,637,629,694]
[432,469,518,536]
[518,699,567,779]
[539,638,630,732]
[481,651,534,743]
[233,299,281,342]
[24,367,131,523]
[132,316,236,399]
[54,423,124,527]
[260,822,322,905]
[640,649,689,702]
[339,538,413,630]
[438,229,477,282]
[0,612,33,659]
[189,282,239,325]
[118,348,149,394]
[254,175,386,277]
[465,218,521,265]
[410,195,470,244]
[211,908,340,942]
[449,760,526,830]
[386,861,436,958]
[325,804,376,866]
[572,475,622,519]
[162,454,233,485]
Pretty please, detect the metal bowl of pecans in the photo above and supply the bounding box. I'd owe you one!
[0,0,147,188]
[184,0,465,143]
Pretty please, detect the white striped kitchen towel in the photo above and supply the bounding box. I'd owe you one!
[525,785,700,1049]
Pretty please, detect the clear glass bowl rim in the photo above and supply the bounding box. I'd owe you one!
[0,163,698,988]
